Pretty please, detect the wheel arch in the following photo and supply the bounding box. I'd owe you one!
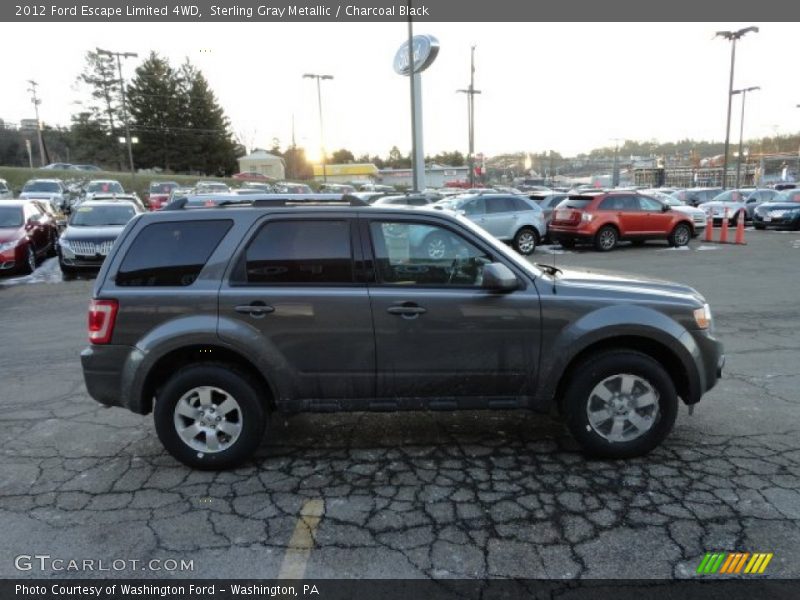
[139,344,277,415]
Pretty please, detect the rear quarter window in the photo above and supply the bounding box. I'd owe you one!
[115,220,232,287]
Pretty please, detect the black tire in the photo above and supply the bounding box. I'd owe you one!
[422,233,451,260]
[513,227,539,255]
[558,239,576,249]
[19,245,35,275]
[59,261,77,279]
[561,350,678,459]
[668,222,692,247]
[154,363,267,470]
[47,230,58,257]
[593,225,618,252]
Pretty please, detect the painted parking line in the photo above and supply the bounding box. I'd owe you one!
[276,498,325,579]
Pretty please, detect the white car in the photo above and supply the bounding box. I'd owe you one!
[19,178,69,210]
[702,189,779,224]
[646,191,706,234]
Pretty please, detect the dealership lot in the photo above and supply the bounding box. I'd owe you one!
[1,232,799,579]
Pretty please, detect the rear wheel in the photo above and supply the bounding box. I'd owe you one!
[668,223,692,247]
[593,226,618,252]
[154,364,266,470]
[513,227,538,255]
[562,350,678,458]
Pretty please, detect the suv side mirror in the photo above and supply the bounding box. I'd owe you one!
[662,204,671,212]
[482,263,519,292]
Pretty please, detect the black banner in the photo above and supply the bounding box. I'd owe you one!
[4,580,800,600]
[2,0,800,22]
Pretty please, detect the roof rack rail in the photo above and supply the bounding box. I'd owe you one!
[162,193,368,211]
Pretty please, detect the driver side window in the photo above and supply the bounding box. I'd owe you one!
[370,221,491,287]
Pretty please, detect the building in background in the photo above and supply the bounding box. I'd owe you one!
[311,163,379,184]
[237,149,286,180]
[378,165,471,189]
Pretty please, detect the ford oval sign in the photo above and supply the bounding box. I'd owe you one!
[393,35,440,76]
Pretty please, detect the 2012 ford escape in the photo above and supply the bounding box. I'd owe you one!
[81,194,724,469]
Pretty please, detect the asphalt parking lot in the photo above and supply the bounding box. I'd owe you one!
[1,230,799,580]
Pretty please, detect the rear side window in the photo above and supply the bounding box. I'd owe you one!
[116,220,232,287]
[242,220,354,284]
[485,197,516,213]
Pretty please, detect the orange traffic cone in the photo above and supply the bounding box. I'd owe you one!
[719,208,729,243]
[704,213,714,242]
[734,208,747,245]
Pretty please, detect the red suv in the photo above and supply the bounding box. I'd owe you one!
[549,192,695,251]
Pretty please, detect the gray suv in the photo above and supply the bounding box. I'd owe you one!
[81,194,724,469]
[433,194,546,255]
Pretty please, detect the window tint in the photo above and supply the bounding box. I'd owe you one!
[461,198,485,215]
[485,197,516,213]
[116,220,232,287]
[598,196,623,210]
[243,220,353,284]
[370,221,491,287]
[638,196,663,211]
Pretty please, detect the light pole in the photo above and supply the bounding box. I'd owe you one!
[715,26,758,190]
[96,47,138,177]
[303,73,333,183]
[457,45,481,187]
[731,86,760,188]
[26,80,46,166]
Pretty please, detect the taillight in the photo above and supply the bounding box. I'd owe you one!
[88,299,119,344]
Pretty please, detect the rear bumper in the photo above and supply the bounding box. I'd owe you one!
[81,345,135,409]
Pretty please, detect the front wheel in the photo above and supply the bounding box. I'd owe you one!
[562,350,678,458]
[154,364,266,470]
[513,227,538,255]
[19,245,35,275]
[668,223,692,247]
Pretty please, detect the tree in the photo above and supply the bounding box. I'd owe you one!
[330,148,355,164]
[74,50,126,169]
[387,146,410,169]
[283,146,314,180]
[429,150,465,167]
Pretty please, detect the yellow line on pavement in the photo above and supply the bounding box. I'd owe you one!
[277,498,325,580]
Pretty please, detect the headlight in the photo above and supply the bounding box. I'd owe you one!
[0,239,21,253]
[693,303,712,330]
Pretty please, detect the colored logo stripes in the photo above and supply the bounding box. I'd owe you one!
[697,552,773,574]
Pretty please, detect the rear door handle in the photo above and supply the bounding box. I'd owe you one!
[387,303,427,318]
[235,303,275,317]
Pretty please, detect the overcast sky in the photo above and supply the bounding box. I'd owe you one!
[2,22,799,158]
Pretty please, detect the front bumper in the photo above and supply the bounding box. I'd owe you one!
[684,328,724,403]
[753,213,800,229]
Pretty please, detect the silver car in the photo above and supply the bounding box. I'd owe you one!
[434,193,546,255]
[0,178,12,200]
[703,188,779,224]
[19,178,68,210]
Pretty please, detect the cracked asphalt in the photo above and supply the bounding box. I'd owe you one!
[1,231,799,580]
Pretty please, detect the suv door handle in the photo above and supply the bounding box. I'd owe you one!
[235,303,275,317]
[387,302,427,318]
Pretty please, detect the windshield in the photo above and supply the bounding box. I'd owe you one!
[150,182,178,194]
[775,190,800,203]
[23,181,59,193]
[711,190,744,203]
[70,205,136,226]
[87,181,124,194]
[0,207,24,228]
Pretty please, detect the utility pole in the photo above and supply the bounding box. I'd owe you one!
[715,26,758,190]
[26,80,46,167]
[732,86,760,188]
[457,45,481,187]
[303,73,333,183]
[96,47,138,177]
[611,138,623,188]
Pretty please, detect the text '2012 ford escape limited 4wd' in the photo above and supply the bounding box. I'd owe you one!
[81,193,724,469]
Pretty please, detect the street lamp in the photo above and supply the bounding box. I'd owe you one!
[303,73,333,183]
[96,47,138,177]
[715,26,758,190]
[731,86,760,188]
[457,45,481,187]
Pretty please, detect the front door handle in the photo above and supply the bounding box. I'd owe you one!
[235,302,275,318]
[387,302,427,318]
